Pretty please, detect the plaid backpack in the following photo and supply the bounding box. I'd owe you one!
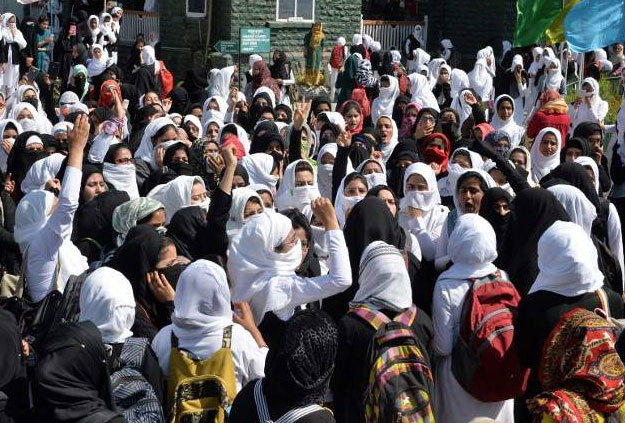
[350,305,434,423]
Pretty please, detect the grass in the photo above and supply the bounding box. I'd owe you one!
[565,77,623,125]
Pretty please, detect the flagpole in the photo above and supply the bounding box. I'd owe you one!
[578,52,584,92]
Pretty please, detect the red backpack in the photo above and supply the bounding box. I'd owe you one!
[451,271,530,402]
[158,60,174,99]
[330,45,344,69]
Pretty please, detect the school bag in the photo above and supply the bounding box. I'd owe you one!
[158,60,174,99]
[330,45,344,69]
[349,305,435,423]
[167,326,237,423]
[451,270,530,402]
[110,337,165,423]
[592,234,623,296]
[253,379,330,423]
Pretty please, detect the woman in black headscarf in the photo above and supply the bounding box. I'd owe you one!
[167,87,190,116]
[6,131,48,201]
[330,133,376,201]
[479,187,513,255]
[181,69,209,105]
[229,309,338,423]
[281,208,321,279]
[573,121,611,194]
[308,95,332,126]
[499,188,571,295]
[166,206,207,261]
[33,321,124,423]
[53,17,79,91]
[385,138,420,199]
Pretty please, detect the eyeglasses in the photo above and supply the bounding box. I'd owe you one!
[190,191,209,202]
[114,157,135,165]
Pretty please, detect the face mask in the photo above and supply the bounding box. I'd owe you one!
[3,137,15,148]
[19,118,38,132]
[158,263,188,289]
[155,226,167,236]
[318,163,333,182]
[273,237,302,270]
[400,189,437,212]
[292,185,319,210]
[196,199,210,212]
[423,146,447,165]
[343,195,364,210]
[204,109,224,123]
[22,97,39,109]
[364,172,387,189]
[167,161,194,176]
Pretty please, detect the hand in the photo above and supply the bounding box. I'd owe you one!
[232,302,257,334]
[221,144,237,168]
[154,147,165,170]
[68,114,90,153]
[464,92,477,106]
[311,197,339,230]
[162,98,172,113]
[239,100,248,113]
[229,88,239,110]
[146,271,175,303]
[514,68,522,84]
[407,206,423,219]
[293,101,311,131]
[3,173,13,194]
[430,162,442,175]
[336,130,352,148]
[573,97,582,109]
[207,154,225,174]
[0,63,6,74]
[592,146,603,165]
[371,150,383,162]
[275,78,283,85]
[1,140,11,154]
[415,122,434,139]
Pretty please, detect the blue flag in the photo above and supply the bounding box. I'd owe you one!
[564,0,625,53]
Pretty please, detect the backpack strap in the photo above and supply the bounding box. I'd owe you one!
[222,325,232,349]
[597,287,611,318]
[349,306,391,330]
[253,378,325,423]
[120,337,148,370]
[394,304,418,326]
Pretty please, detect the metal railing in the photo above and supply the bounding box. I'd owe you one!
[361,18,427,52]
[118,10,159,44]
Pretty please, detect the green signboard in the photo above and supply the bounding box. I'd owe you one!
[240,28,271,54]
[214,40,239,55]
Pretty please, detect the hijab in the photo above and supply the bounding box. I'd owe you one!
[227,187,264,240]
[111,197,164,245]
[420,132,451,172]
[439,213,498,281]
[371,75,399,124]
[450,68,470,98]
[239,153,278,190]
[228,211,303,323]
[87,44,110,77]
[88,132,119,164]
[10,102,53,134]
[399,102,422,139]
[147,175,206,224]
[479,187,512,254]
[334,172,368,229]
[468,57,494,101]
[530,127,562,182]
[575,156,600,194]
[20,152,65,194]
[79,267,135,344]
[408,73,439,111]
[0,119,21,173]
[134,117,175,169]
[350,241,412,312]
[317,142,337,199]
[356,58,377,88]
[542,56,563,91]
[451,88,473,127]
[490,94,524,147]
[166,206,206,261]
[546,162,601,210]
[275,160,320,217]
[547,184,597,236]
[103,146,139,201]
[529,221,604,296]
[376,114,399,164]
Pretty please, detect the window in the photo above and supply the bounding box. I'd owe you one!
[186,0,206,17]
[276,0,315,22]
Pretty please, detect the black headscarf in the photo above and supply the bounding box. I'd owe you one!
[79,164,104,204]
[385,138,420,198]
[232,164,250,186]
[573,121,603,141]
[181,69,209,105]
[542,162,600,210]
[250,123,282,154]
[269,50,289,80]
[0,308,22,389]
[6,131,48,195]
[392,94,410,125]
[367,185,400,218]
[34,321,122,423]
[249,92,275,128]
[107,225,161,312]
[162,142,194,177]
[275,104,293,124]
[167,87,190,115]
[308,95,332,125]
[263,310,338,407]
[166,206,207,261]
[348,133,374,168]
[379,51,395,77]
[479,187,512,255]
[499,188,571,295]
[560,136,590,162]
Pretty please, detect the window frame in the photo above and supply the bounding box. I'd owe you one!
[186,0,207,18]
[275,0,315,22]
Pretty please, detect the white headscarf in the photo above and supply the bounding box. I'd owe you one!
[490,94,524,148]
[172,260,233,340]
[208,65,235,102]
[53,121,73,136]
[334,173,366,229]
[14,190,56,249]
[319,111,346,132]
[441,39,453,61]
[529,221,604,296]
[351,241,412,312]
[103,161,139,200]
[240,153,278,190]
[337,37,346,46]
[575,156,600,194]
[88,132,119,164]
[414,48,431,68]
[227,187,264,240]
[275,159,320,217]
[543,56,563,91]
[10,102,53,134]
[371,75,399,124]
[580,76,607,109]
[375,114,399,164]
[391,50,402,63]
[356,158,386,189]
[508,145,535,186]
[509,54,524,73]
[547,184,597,236]
[428,58,447,88]
[352,34,363,46]
[451,167,497,215]
[141,45,156,66]
[0,119,21,173]
[317,142,337,199]
[253,86,276,109]
[530,127,562,182]
[20,153,65,194]
[228,212,302,323]
[468,58,494,101]
[87,15,101,40]
[438,213,498,281]
[147,175,206,223]
[134,117,175,168]
[202,95,227,125]
[79,267,135,344]
[451,88,473,127]
[183,114,203,139]
[87,44,110,77]
[408,73,440,111]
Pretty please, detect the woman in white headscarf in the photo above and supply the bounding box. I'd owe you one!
[1,14,27,97]
[399,162,450,262]
[408,73,440,111]
[547,184,597,235]
[538,56,564,95]
[239,153,279,191]
[227,187,264,240]
[371,75,399,124]
[151,260,268,390]
[20,152,65,194]
[440,39,454,62]
[529,127,562,183]
[147,175,208,223]
[468,56,495,102]
[87,44,112,78]
[228,200,351,334]
[0,119,21,173]
[134,116,176,169]
[103,144,140,200]
[451,88,474,128]
[428,58,447,89]
[112,197,165,245]
[490,94,525,147]
[570,77,609,130]
[207,65,236,103]
[13,117,89,303]
[202,95,229,126]
[317,142,337,199]
[10,102,53,134]
[274,159,320,219]
[408,47,430,74]
[375,114,399,164]
[432,213,514,423]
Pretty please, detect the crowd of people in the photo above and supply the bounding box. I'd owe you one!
[0,5,625,423]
